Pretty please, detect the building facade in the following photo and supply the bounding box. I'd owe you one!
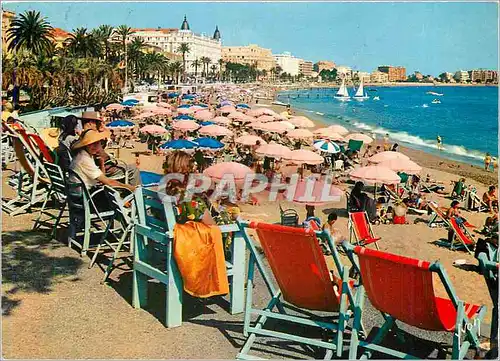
[378,65,407,82]
[336,65,353,79]
[221,44,275,71]
[469,69,498,83]
[454,70,470,83]
[299,61,313,77]
[2,10,16,54]
[274,52,303,76]
[130,16,222,74]
[370,70,389,83]
[353,71,371,83]
[50,28,71,49]
[313,60,336,73]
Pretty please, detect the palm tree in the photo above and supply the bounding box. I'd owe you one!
[7,10,54,55]
[218,59,224,80]
[66,28,99,58]
[210,65,217,78]
[92,24,114,60]
[191,58,201,79]
[201,56,211,79]
[169,61,183,84]
[176,43,190,82]
[113,25,134,90]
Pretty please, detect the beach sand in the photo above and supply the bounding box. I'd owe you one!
[2,99,498,358]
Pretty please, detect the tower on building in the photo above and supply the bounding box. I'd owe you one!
[213,25,221,41]
[180,15,190,30]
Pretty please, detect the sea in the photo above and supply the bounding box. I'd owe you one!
[277,86,499,166]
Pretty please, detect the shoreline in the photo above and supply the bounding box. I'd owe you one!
[275,82,499,89]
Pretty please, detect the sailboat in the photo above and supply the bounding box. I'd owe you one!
[334,78,351,101]
[353,79,369,101]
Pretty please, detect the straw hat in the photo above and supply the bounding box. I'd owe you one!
[71,129,110,150]
[80,111,102,122]
[40,128,60,149]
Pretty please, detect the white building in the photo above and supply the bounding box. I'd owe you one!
[353,71,371,83]
[130,16,222,75]
[336,65,353,79]
[273,52,303,76]
[454,70,470,83]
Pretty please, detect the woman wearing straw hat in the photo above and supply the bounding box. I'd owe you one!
[70,129,135,193]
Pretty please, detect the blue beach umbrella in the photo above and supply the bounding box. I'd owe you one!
[106,119,135,128]
[167,92,179,98]
[236,103,251,109]
[193,137,224,150]
[200,121,215,126]
[182,94,196,100]
[121,99,139,106]
[160,139,198,151]
[178,104,192,108]
[140,171,163,188]
[174,114,195,121]
[313,139,341,154]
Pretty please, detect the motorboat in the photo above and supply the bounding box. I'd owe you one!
[431,99,441,104]
[373,96,380,101]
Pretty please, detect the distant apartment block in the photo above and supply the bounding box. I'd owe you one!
[454,70,470,83]
[354,71,371,83]
[299,61,313,77]
[222,44,275,71]
[336,65,353,79]
[313,60,336,73]
[469,69,498,83]
[370,70,389,83]
[274,52,303,76]
[378,65,406,82]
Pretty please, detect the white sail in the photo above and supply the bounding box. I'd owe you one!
[336,78,349,97]
[354,79,365,97]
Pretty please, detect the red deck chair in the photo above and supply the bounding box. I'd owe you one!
[447,217,475,254]
[344,244,486,360]
[348,211,380,250]
[237,221,357,359]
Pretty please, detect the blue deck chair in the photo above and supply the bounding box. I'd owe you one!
[236,221,357,359]
[132,187,246,328]
[343,243,486,360]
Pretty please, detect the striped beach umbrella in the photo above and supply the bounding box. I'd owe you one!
[313,139,341,154]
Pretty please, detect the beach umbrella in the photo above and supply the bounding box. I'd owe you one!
[257,115,276,123]
[236,103,251,109]
[178,104,192,108]
[148,107,172,116]
[219,105,236,113]
[369,151,410,164]
[283,149,324,165]
[200,121,215,126]
[193,137,224,150]
[157,102,172,108]
[160,139,198,152]
[203,162,254,184]
[378,158,422,174]
[313,139,341,154]
[349,165,400,185]
[134,112,155,120]
[106,103,124,111]
[227,112,246,120]
[174,114,195,121]
[255,122,289,134]
[289,116,315,128]
[345,133,373,144]
[327,125,349,135]
[194,110,214,121]
[172,120,200,131]
[121,100,138,107]
[197,103,209,108]
[177,107,195,115]
[255,143,291,159]
[182,94,196,100]
[140,124,167,135]
[106,119,135,129]
[219,100,234,107]
[235,135,267,146]
[212,116,230,125]
[287,128,314,139]
[199,124,233,137]
[250,108,275,117]
[286,178,343,206]
[167,92,179,98]
[313,128,345,142]
[278,121,296,130]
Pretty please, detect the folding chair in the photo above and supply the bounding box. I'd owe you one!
[445,218,475,254]
[477,250,498,356]
[237,221,357,359]
[133,187,246,328]
[348,139,364,153]
[89,186,135,283]
[427,202,448,228]
[279,204,299,227]
[344,243,486,360]
[33,162,68,238]
[348,211,380,250]
[466,191,489,212]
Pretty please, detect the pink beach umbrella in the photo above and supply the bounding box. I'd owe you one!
[277,121,295,130]
[211,116,230,125]
[203,162,254,184]
[286,128,314,139]
[344,133,373,144]
[149,107,172,116]
[235,135,267,146]
[286,178,343,206]
[257,115,275,123]
[157,102,172,108]
[194,110,214,121]
[247,108,275,117]
[177,107,195,115]
[106,103,124,111]
[219,105,236,113]
[199,124,233,137]
[313,128,345,142]
[227,112,246,120]
[289,116,315,128]
[255,143,292,159]
[283,149,324,165]
[378,158,422,174]
[349,165,400,185]
[172,120,200,132]
[256,122,289,134]
[369,151,410,164]
[134,112,155,120]
[140,124,168,135]
[327,125,349,135]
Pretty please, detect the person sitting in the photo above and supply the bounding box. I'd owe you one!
[319,212,346,254]
[303,204,321,230]
[349,181,377,221]
[57,115,80,171]
[483,185,498,213]
[451,178,466,199]
[362,145,373,158]
[391,143,400,152]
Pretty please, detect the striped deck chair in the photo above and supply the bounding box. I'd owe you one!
[348,211,380,250]
[344,243,486,360]
[237,222,357,359]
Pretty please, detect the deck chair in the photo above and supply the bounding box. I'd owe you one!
[344,243,486,360]
[89,186,135,283]
[66,170,118,257]
[477,251,498,356]
[348,139,364,153]
[445,218,475,254]
[133,187,245,328]
[465,190,489,212]
[348,211,380,250]
[32,162,68,238]
[1,133,16,167]
[279,204,299,227]
[236,222,357,359]
[427,202,448,228]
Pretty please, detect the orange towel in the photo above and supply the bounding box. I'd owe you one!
[173,221,229,298]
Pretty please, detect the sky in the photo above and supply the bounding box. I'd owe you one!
[3,1,499,75]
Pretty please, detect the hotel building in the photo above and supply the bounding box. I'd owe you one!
[313,60,336,73]
[469,69,498,83]
[299,61,313,77]
[221,44,275,71]
[378,65,407,82]
[274,52,303,76]
[370,70,389,83]
[453,70,470,83]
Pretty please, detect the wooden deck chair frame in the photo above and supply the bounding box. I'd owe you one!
[427,202,449,228]
[348,211,380,250]
[33,162,68,238]
[89,186,136,282]
[132,187,246,328]
[236,221,357,360]
[343,242,486,360]
[66,170,119,257]
[465,190,489,213]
